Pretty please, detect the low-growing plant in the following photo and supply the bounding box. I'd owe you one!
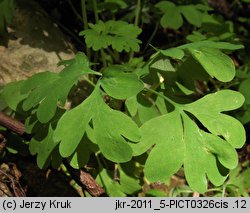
[0,0,249,196]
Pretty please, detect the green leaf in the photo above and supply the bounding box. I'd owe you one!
[188,47,235,82]
[20,52,97,123]
[156,2,207,29]
[155,1,183,29]
[187,31,207,42]
[150,58,175,72]
[155,1,176,12]
[237,105,250,125]
[125,96,138,117]
[67,138,91,169]
[179,41,244,51]
[184,90,245,148]
[160,9,183,29]
[100,66,144,99]
[94,93,140,162]
[179,5,202,27]
[132,90,245,193]
[132,111,184,182]
[182,113,237,192]
[160,48,185,60]
[1,80,28,110]
[125,94,161,123]
[80,20,142,52]
[54,92,94,157]
[0,98,7,111]
[119,163,141,194]
[137,94,161,123]
[54,86,140,163]
[239,79,250,105]
[227,166,250,196]
[0,0,15,35]
[29,125,60,169]
[96,168,126,197]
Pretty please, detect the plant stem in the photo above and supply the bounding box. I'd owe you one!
[129,0,141,60]
[81,0,91,58]
[100,49,107,67]
[92,0,99,22]
[106,48,119,63]
[144,87,181,108]
[134,0,141,27]
[81,0,89,29]
[145,82,161,99]
[92,0,107,67]
[83,76,96,87]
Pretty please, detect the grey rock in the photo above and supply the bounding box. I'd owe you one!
[0,0,75,86]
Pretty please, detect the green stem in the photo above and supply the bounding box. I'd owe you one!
[92,0,99,22]
[92,0,107,67]
[129,0,141,60]
[106,48,119,63]
[81,0,91,59]
[144,87,181,108]
[100,49,107,68]
[83,76,96,87]
[134,0,141,27]
[81,0,89,30]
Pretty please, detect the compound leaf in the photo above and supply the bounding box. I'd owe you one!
[93,92,140,162]
[132,89,245,193]
[80,20,142,52]
[54,86,140,163]
[133,111,184,182]
[156,1,183,29]
[184,90,245,148]
[182,113,237,192]
[20,52,97,123]
[54,91,94,157]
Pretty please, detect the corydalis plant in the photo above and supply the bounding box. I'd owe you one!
[0,39,245,194]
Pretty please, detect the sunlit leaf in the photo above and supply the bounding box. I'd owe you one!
[100,66,144,99]
[132,90,245,193]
